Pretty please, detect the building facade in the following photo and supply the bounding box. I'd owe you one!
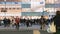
[0,0,60,19]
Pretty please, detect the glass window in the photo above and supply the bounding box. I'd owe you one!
[6,0,17,2]
[0,2,5,4]
[21,4,31,8]
[9,8,11,10]
[1,8,4,9]
[0,2,21,4]
[11,2,21,4]
[6,2,12,4]
[17,8,20,10]
[15,2,18,4]
[0,2,2,4]
[0,0,21,2]
[13,8,15,9]
[5,8,8,10]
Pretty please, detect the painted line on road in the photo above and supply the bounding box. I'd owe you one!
[33,30,40,34]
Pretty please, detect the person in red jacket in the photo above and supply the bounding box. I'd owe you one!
[15,16,20,30]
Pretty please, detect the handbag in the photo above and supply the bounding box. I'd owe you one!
[47,21,56,33]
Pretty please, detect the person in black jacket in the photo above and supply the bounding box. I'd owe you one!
[26,18,30,27]
[7,18,11,27]
[3,17,8,27]
[51,11,60,34]
[40,16,46,30]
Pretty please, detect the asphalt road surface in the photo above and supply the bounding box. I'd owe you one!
[0,29,53,34]
[0,24,53,34]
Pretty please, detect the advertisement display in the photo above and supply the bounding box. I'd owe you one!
[31,0,45,12]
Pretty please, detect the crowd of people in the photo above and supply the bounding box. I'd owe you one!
[0,11,60,34]
[0,16,50,30]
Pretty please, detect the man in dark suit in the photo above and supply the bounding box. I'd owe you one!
[51,11,60,34]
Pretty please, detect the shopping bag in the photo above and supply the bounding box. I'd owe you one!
[47,21,56,33]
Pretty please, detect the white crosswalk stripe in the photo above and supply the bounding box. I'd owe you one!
[33,30,40,34]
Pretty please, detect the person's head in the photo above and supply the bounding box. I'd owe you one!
[56,11,60,15]
[16,16,19,18]
[41,16,44,18]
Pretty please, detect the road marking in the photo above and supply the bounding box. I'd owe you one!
[33,30,40,34]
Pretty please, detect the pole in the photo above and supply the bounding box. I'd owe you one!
[42,0,45,16]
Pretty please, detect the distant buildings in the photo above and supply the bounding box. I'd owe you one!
[0,0,60,19]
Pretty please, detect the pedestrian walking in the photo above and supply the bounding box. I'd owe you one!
[15,16,20,30]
